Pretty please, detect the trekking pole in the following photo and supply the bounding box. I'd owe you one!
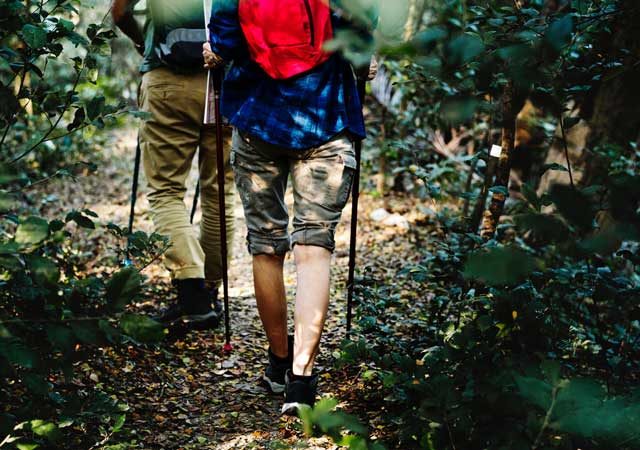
[190,181,200,224]
[346,79,367,338]
[212,69,232,352]
[203,0,232,352]
[124,136,142,267]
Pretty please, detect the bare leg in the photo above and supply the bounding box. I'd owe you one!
[253,254,288,359]
[292,245,331,376]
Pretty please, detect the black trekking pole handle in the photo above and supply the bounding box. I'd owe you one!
[346,79,367,338]
[212,68,233,352]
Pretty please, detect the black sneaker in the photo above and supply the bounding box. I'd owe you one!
[155,278,220,328]
[263,335,294,394]
[282,370,318,415]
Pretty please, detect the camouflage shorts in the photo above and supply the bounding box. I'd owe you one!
[231,129,357,255]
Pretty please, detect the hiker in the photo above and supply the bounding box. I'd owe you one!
[204,0,376,413]
[112,0,234,329]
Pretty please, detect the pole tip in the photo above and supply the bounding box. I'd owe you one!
[222,342,233,353]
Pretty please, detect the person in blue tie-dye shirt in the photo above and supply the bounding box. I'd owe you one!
[203,0,376,414]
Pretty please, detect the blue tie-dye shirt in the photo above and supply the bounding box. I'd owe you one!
[208,0,366,150]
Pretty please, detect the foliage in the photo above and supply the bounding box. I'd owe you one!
[325,0,640,448]
[299,398,386,450]
[0,1,167,448]
[339,141,640,447]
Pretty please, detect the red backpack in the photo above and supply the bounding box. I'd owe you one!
[238,0,334,79]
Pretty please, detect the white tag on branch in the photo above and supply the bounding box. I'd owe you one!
[490,145,503,158]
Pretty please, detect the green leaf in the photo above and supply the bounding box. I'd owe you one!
[45,325,74,352]
[514,213,570,242]
[578,223,638,255]
[0,255,21,270]
[85,95,105,121]
[30,419,60,441]
[521,182,540,210]
[0,241,20,255]
[463,247,539,285]
[0,339,38,368]
[313,397,339,415]
[16,443,40,450]
[541,360,562,385]
[515,375,553,410]
[22,24,48,49]
[106,267,141,311]
[0,86,20,121]
[111,414,126,433]
[414,26,447,47]
[489,185,508,196]
[70,322,101,345]
[98,319,122,343]
[15,216,49,245]
[65,210,96,229]
[119,314,164,343]
[0,164,19,185]
[23,373,51,397]
[545,15,573,51]
[549,184,595,231]
[440,97,480,125]
[58,18,74,32]
[447,33,485,65]
[30,256,60,286]
[0,191,16,212]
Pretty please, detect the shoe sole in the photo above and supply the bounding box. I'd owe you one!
[262,375,285,394]
[165,310,219,325]
[281,401,310,416]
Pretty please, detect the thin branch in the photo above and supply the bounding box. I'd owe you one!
[0,56,29,151]
[8,68,83,164]
[8,169,71,193]
[532,386,559,450]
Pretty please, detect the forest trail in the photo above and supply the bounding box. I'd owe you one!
[38,126,421,449]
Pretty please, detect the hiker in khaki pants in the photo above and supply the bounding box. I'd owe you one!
[113,0,234,328]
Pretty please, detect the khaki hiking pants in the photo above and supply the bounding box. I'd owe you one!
[139,67,234,284]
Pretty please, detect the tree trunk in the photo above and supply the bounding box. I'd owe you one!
[582,0,640,184]
[480,81,525,238]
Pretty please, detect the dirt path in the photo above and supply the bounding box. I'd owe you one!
[39,127,409,449]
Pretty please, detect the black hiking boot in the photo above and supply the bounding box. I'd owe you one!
[263,335,294,394]
[209,285,223,318]
[281,370,318,415]
[155,278,220,329]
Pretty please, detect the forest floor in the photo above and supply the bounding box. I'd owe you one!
[34,127,433,449]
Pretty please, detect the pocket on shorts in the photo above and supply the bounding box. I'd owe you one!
[336,153,358,207]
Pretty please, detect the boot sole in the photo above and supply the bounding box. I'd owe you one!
[281,401,311,416]
[164,310,219,325]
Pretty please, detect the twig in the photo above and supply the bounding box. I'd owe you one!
[531,385,559,450]
[137,245,171,273]
[8,169,70,193]
[0,56,29,151]
[0,433,12,447]
[8,67,83,164]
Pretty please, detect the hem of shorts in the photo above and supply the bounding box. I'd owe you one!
[291,231,336,253]
[247,245,291,256]
[172,265,206,280]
